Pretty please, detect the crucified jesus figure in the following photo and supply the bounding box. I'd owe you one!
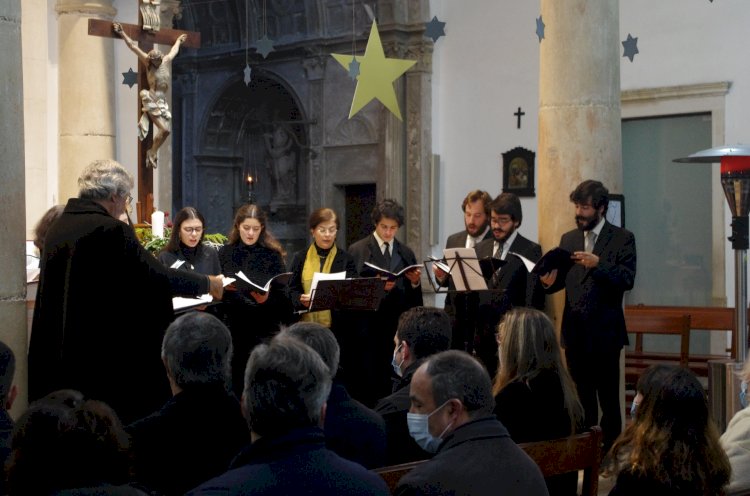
[113,22,186,168]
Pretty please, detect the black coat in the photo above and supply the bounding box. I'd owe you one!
[394,416,549,496]
[29,199,209,423]
[324,381,387,469]
[546,221,636,353]
[186,427,390,495]
[158,243,221,275]
[127,384,250,496]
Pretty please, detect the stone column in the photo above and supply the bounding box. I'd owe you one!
[0,0,29,416]
[538,0,622,318]
[56,0,117,202]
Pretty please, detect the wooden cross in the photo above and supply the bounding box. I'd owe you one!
[88,13,200,223]
[514,107,525,129]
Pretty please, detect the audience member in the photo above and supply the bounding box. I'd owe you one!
[0,341,16,495]
[722,357,750,494]
[607,366,730,496]
[493,308,583,495]
[158,206,221,275]
[32,204,65,255]
[29,160,224,424]
[187,337,389,495]
[349,199,423,405]
[281,321,386,469]
[375,306,452,465]
[394,350,548,496]
[127,312,249,495]
[7,391,145,495]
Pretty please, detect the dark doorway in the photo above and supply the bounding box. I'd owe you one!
[344,184,376,248]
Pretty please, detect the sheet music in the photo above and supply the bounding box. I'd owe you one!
[509,251,536,273]
[311,271,346,293]
[443,248,487,291]
[170,260,186,269]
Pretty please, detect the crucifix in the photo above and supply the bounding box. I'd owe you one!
[514,106,525,129]
[88,7,200,223]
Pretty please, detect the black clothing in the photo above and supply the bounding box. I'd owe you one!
[158,242,221,275]
[127,384,250,496]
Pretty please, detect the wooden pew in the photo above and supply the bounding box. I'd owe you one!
[374,460,425,493]
[518,426,603,496]
[624,312,691,388]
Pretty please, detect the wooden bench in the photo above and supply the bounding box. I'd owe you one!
[624,305,739,382]
[624,312,691,388]
[374,460,425,493]
[518,426,603,496]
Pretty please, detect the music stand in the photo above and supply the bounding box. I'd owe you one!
[308,277,386,312]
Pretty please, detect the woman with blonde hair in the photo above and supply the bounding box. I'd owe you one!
[608,365,730,495]
[493,307,583,496]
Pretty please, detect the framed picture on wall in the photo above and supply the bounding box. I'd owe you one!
[501,147,535,197]
[606,194,625,228]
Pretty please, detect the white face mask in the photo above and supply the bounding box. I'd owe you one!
[391,343,405,377]
[406,400,453,453]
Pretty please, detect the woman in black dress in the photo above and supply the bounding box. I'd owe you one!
[158,207,220,275]
[218,204,287,396]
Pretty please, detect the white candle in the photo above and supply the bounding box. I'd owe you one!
[151,210,165,239]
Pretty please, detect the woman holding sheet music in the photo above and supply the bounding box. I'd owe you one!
[218,204,289,396]
[158,207,221,275]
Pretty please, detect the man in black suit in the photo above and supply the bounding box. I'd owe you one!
[540,179,636,452]
[474,193,543,376]
[434,190,493,353]
[348,199,423,405]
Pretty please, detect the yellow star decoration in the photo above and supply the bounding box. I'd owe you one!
[332,21,416,121]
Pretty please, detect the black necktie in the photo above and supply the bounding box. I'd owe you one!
[383,242,392,268]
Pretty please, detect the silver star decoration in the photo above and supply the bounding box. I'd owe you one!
[348,57,360,80]
[622,33,639,62]
[424,16,446,43]
[535,15,545,43]
[256,36,275,59]
[243,64,252,86]
[121,68,137,88]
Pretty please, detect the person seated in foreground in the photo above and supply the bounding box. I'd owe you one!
[280,321,386,469]
[606,365,730,496]
[127,312,249,495]
[395,350,549,496]
[186,337,389,495]
[375,306,452,465]
[722,357,750,495]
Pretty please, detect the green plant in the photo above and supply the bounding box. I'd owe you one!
[136,226,227,254]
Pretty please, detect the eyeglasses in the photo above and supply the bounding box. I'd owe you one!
[124,194,133,205]
[491,216,513,226]
[316,227,338,235]
[182,227,203,234]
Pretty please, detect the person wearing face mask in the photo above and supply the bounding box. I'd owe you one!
[475,192,544,378]
[158,207,221,275]
[218,203,288,397]
[374,307,452,465]
[540,180,636,454]
[395,350,549,496]
[721,359,750,494]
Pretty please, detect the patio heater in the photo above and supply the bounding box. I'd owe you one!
[674,145,750,429]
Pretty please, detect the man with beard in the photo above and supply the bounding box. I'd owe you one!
[433,190,493,352]
[540,179,636,453]
[474,193,543,376]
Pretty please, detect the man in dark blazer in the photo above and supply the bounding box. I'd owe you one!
[541,179,636,452]
[187,338,389,495]
[29,160,224,424]
[281,322,387,469]
[474,193,543,376]
[394,350,548,496]
[434,190,493,353]
[348,199,423,405]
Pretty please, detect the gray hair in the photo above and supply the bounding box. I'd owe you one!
[77,160,133,201]
[425,350,494,418]
[0,341,15,404]
[280,322,340,378]
[161,313,233,389]
[243,337,332,437]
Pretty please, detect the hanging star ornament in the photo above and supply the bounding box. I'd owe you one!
[622,33,639,62]
[121,68,137,88]
[424,16,446,43]
[256,35,275,59]
[243,64,252,85]
[535,15,545,43]
[331,20,416,121]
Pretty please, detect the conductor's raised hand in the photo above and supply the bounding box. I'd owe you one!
[539,269,558,288]
[208,275,225,300]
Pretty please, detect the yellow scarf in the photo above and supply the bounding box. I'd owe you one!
[301,243,337,327]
